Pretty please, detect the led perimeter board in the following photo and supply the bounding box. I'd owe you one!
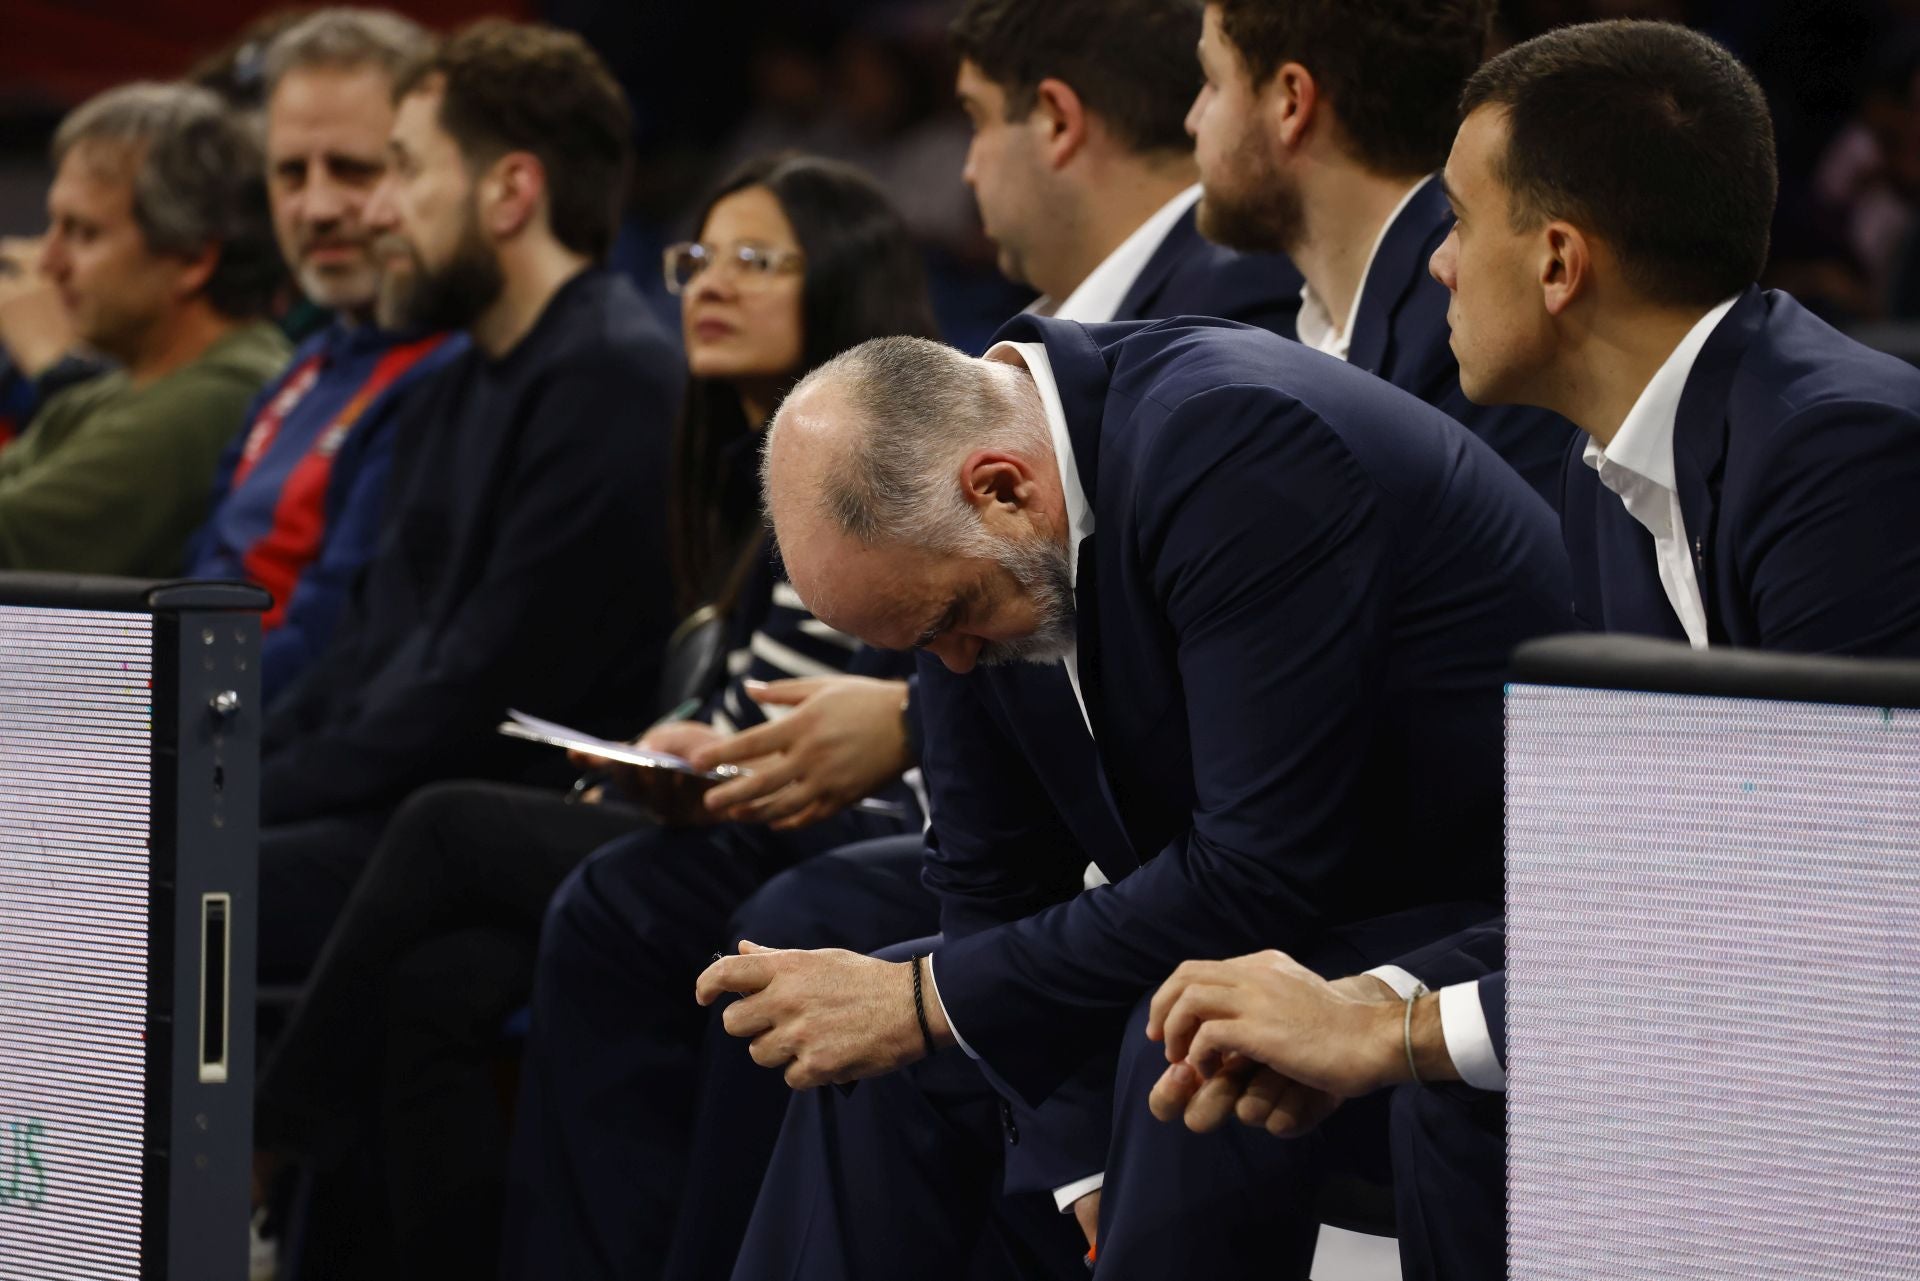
[1505,635,1920,1280]
[0,575,266,1280]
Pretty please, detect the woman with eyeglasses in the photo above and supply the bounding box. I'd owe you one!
[251,153,942,1281]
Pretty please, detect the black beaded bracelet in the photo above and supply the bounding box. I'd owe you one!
[911,954,937,1058]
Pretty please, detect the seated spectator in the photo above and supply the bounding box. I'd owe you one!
[1153,20,1920,1281]
[0,82,288,574]
[189,9,467,702]
[252,153,941,1280]
[253,21,684,976]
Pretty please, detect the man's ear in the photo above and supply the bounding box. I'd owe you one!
[480,150,545,241]
[1028,77,1089,172]
[1540,221,1590,318]
[171,242,219,302]
[958,449,1036,513]
[1260,61,1320,154]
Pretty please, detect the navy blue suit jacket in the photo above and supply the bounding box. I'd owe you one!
[1114,204,1303,339]
[1564,286,1920,652]
[922,315,1572,1105]
[973,208,1305,1190]
[1357,179,1577,508]
[1423,285,1920,1075]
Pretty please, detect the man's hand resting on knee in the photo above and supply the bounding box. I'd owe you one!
[697,942,954,1089]
[1144,951,1457,1137]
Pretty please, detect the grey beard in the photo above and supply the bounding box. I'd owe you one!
[976,532,1077,667]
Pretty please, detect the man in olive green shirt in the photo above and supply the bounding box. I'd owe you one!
[0,81,289,575]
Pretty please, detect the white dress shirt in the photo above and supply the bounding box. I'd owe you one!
[1364,294,1743,1092]
[1294,176,1434,361]
[1579,294,1740,650]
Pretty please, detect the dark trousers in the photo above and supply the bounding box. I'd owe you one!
[258,807,395,982]
[735,1045,1088,1281]
[499,816,915,1281]
[736,902,1491,1281]
[258,781,646,1153]
[1390,1084,1505,1281]
[257,781,648,1280]
[663,835,941,1281]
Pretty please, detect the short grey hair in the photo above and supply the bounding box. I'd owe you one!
[53,82,281,318]
[261,8,433,96]
[769,335,1053,550]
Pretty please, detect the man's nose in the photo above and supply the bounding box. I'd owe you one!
[363,175,399,232]
[929,634,983,675]
[1429,234,1457,291]
[40,232,70,281]
[302,175,352,228]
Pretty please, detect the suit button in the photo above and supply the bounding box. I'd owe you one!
[1000,1099,1019,1146]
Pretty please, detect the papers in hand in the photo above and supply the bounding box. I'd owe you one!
[497,709,741,781]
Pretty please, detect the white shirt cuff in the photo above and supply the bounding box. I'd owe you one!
[1364,965,1428,1001]
[1438,980,1505,1091]
[1052,1172,1104,1214]
[922,954,979,1060]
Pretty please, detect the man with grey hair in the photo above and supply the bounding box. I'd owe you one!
[188,7,466,700]
[0,81,288,575]
[702,312,1572,1279]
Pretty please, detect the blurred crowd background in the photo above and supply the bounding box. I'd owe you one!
[5,0,1920,351]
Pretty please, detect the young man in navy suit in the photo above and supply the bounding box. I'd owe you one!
[699,313,1572,1279]
[1148,21,1920,1281]
[1187,0,1578,506]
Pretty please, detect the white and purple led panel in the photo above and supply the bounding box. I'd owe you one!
[0,606,154,1281]
[1506,684,1920,1280]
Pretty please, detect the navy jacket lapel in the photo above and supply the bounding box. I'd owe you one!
[1593,497,1691,641]
[1670,287,1762,644]
[1112,207,1200,322]
[1346,177,1447,374]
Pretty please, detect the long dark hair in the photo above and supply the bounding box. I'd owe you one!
[669,153,942,613]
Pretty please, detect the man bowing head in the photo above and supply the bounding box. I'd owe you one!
[699,314,1568,1273]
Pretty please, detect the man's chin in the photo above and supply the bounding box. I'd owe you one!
[298,266,380,315]
[976,634,1075,668]
[1195,192,1289,257]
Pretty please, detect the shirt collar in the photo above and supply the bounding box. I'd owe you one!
[1581,295,1741,487]
[983,339,1094,585]
[1295,175,1434,361]
[1037,185,1203,325]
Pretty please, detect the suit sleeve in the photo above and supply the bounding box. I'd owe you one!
[259,347,680,824]
[919,658,1112,1176]
[1736,401,1920,654]
[933,386,1400,1103]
